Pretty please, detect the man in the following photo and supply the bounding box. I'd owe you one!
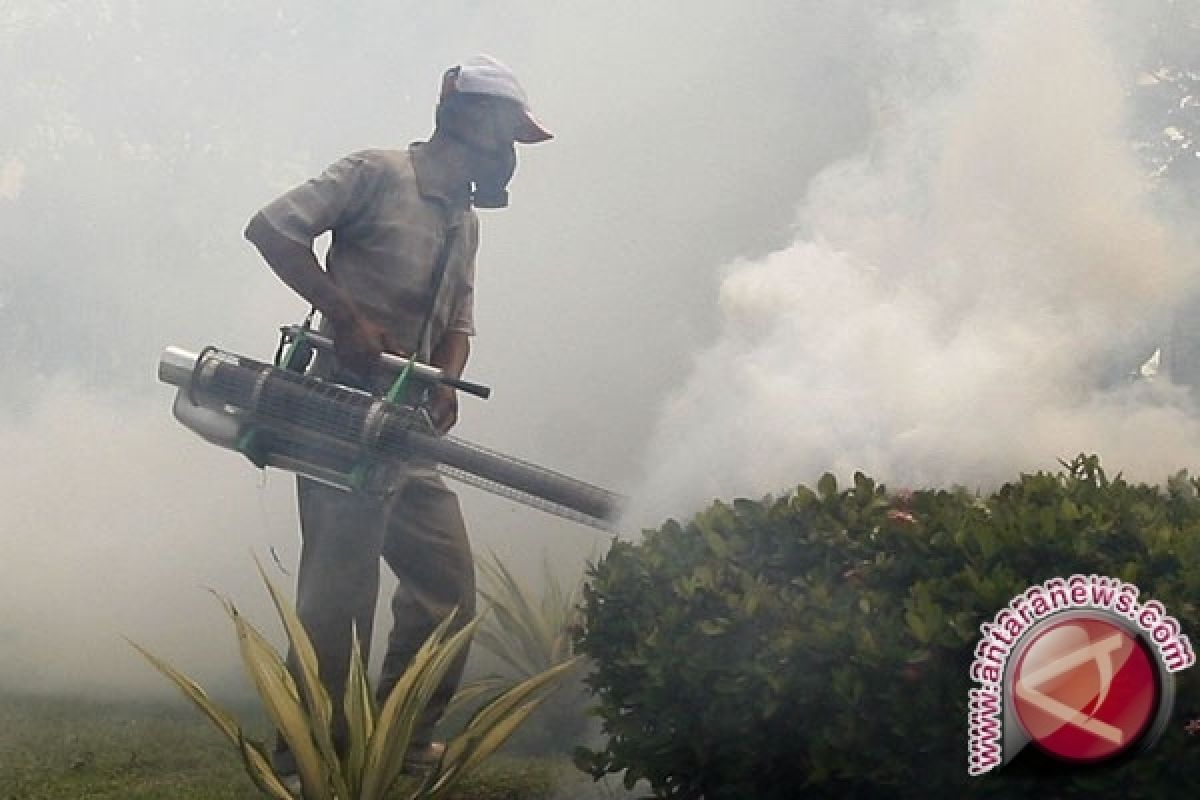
[243,55,551,784]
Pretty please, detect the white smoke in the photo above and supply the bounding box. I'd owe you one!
[0,380,295,695]
[630,2,1200,525]
[0,158,24,201]
[1,0,1192,699]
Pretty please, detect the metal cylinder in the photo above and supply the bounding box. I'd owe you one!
[162,347,623,527]
[413,435,620,523]
[159,346,199,387]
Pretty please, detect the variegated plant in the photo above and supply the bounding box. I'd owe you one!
[474,551,584,677]
[129,557,578,800]
[467,552,591,754]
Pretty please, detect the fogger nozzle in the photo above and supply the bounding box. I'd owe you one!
[159,346,200,387]
[158,346,623,530]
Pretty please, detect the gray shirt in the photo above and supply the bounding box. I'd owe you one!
[259,146,479,361]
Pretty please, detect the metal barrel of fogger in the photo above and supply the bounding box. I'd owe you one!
[159,347,621,526]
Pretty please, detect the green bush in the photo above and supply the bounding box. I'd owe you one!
[575,456,1200,799]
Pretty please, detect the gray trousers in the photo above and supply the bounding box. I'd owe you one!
[275,471,475,769]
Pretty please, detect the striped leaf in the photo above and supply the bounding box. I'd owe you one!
[221,595,332,800]
[253,556,350,800]
[343,623,374,797]
[125,637,241,745]
[131,558,578,800]
[424,701,545,800]
[442,675,507,720]
[475,551,583,678]
[360,611,480,800]
[237,732,296,800]
[428,656,582,797]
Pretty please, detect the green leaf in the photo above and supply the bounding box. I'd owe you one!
[474,549,579,679]
[853,471,875,502]
[126,637,242,746]
[237,732,296,800]
[443,675,509,720]
[361,611,480,800]
[1060,498,1082,520]
[343,623,374,796]
[430,657,582,797]
[253,556,349,800]
[222,596,332,800]
[131,556,562,800]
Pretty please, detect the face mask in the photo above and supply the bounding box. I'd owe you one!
[470,143,517,209]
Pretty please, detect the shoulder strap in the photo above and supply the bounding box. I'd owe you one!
[411,220,462,360]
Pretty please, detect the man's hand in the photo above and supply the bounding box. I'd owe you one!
[245,214,406,375]
[332,313,400,376]
[428,331,469,433]
[429,383,459,434]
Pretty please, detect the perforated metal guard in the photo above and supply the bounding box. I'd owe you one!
[182,349,623,529]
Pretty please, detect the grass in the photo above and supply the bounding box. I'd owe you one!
[0,692,568,800]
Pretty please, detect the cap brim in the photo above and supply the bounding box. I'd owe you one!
[516,110,553,144]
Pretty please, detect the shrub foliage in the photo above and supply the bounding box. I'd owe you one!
[575,456,1200,799]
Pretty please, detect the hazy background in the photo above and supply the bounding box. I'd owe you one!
[1,1,1197,695]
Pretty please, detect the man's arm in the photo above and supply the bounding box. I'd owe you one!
[431,330,471,379]
[428,330,470,433]
[244,211,395,372]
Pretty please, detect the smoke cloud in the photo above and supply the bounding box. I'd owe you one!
[0,380,297,693]
[631,2,1200,524]
[0,1,1196,699]
[0,1,876,696]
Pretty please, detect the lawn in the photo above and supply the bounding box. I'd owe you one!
[0,691,585,800]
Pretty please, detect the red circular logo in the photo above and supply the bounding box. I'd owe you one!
[1011,616,1158,763]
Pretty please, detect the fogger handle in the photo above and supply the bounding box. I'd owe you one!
[282,325,492,399]
[439,375,492,399]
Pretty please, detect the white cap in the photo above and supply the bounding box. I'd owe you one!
[442,55,553,143]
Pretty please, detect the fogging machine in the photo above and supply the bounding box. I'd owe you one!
[158,325,622,531]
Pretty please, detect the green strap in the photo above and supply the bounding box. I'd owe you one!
[278,331,306,369]
[348,461,371,492]
[355,223,461,487]
[356,354,422,491]
[236,428,267,468]
[384,355,419,404]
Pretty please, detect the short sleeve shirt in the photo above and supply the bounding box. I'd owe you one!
[258,147,478,360]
